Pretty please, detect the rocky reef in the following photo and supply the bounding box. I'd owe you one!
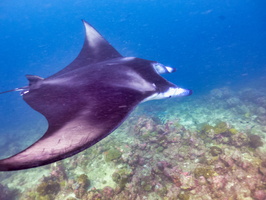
[0,86,266,200]
[0,183,17,200]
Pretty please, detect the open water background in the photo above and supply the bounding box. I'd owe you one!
[0,0,265,156]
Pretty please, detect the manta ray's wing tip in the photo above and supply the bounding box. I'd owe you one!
[81,19,88,24]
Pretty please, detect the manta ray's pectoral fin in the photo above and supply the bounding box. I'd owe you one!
[0,87,143,171]
[55,20,122,76]
[0,118,105,171]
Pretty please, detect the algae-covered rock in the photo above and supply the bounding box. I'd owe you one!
[140,175,156,192]
[155,185,168,197]
[38,195,53,200]
[210,146,223,156]
[201,122,241,145]
[231,132,249,147]
[214,122,239,136]
[200,124,214,134]
[156,146,165,153]
[86,189,102,200]
[112,168,132,188]
[143,183,153,192]
[248,134,263,148]
[77,174,90,188]
[75,174,90,199]
[214,122,228,134]
[194,167,216,179]
[66,198,77,200]
[229,128,238,135]
[104,148,122,162]
[178,192,190,200]
[36,180,60,196]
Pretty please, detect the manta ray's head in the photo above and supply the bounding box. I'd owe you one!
[114,56,192,101]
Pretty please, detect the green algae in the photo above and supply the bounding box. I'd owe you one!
[199,124,214,141]
[201,122,239,141]
[142,183,153,192]
[156,146,164,152]
[104,148,122,162]
[77,174,90,188]
[210,146,223,156]
[201,124,214,133]
[36,180,60,197]
[140,131,157,140]
[214,122,239,136]
[229,128,238,135]
[59,180,67,187]
[178,192,190,200]
[157,186,168,196]
[214,122,228,134]
[194,167,216,179]
[112,168,132,188]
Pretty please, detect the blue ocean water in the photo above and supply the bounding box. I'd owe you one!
[0,0,265,129]
[0,0,266,199]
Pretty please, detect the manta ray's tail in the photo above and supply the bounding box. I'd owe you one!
[0,75,43,95]
[0,86,29,95]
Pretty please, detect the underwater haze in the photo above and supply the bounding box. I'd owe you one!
[0,0,266,199]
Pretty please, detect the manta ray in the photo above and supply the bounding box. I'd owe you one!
[0,20,192,171]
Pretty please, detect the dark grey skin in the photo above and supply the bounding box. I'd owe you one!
[0,20,192,171]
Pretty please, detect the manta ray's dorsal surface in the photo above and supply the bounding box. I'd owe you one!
[0,20,192,171]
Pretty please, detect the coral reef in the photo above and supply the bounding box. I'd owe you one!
[210,146,223,156]
[112,167,133,188]
[74,174,90,198]
[248,134,264,148]
[2,86,266,200]
[36,179,61,200]
[104,148,122,162]
[0,183,16,200]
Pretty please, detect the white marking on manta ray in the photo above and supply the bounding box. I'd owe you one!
[121,57,135,61]
[142,87,190,102]
[152,63,167,74]
[84,22,102,48]
[152,63,175,74]
[118,105,127,108]
[44,77,75,85]
[110,69,156,93]
[106,57,135,67]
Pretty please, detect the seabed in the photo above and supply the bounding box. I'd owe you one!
[1,85,266,200]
